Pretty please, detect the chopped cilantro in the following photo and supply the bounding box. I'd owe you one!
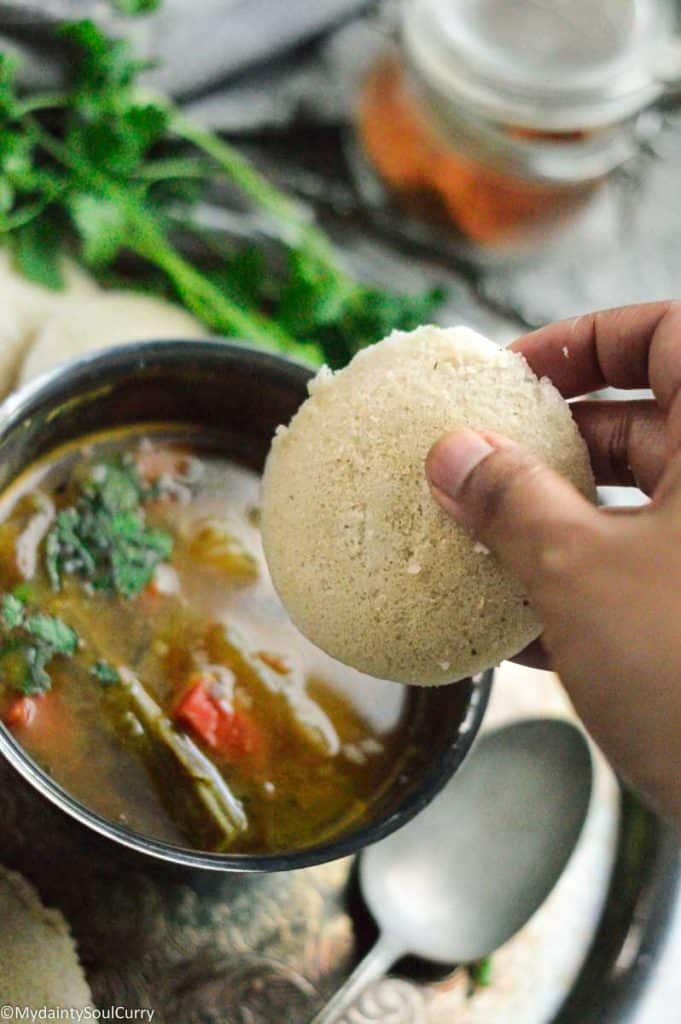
[25,613,78,655]
[467,956,493,994]
[45,456,174,598]
[1,593,25,630]
[91,660,120,686]
[0,593,79,695]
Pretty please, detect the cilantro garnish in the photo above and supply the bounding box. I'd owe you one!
[45,456,173,598]
[1,593,25,630]
[0,593,79,696]
[91,660,120,686]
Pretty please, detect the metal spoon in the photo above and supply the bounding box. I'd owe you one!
[311,718,593,1023]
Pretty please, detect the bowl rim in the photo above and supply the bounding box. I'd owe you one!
[0,338,493,873]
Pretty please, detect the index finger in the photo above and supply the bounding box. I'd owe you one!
[509,301,679,399]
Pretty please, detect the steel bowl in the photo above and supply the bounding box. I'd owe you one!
[0,339,492,874]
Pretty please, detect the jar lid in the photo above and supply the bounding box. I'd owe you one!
[403,0,677,130]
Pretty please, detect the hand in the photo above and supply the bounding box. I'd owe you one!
[426,301,681,824]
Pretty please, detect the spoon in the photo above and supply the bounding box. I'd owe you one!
[311,717,593,1023]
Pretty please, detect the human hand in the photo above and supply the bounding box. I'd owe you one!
[426,302,681,824]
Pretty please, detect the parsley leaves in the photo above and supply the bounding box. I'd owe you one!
[45,456,173,598]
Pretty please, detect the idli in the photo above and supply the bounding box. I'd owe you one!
[0,251,98,397]
[0,866,92,1008]
[262,325,595,685]
[20,290,208,383]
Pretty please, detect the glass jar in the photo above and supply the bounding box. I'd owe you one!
[354,0,679,256]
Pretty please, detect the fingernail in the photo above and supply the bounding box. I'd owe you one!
[427,429,494,498]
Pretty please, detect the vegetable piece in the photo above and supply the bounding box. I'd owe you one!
[257,651,289,675]
[175,681,220,747]
[44,456,174,597]
[174,678,264,762]
[187,520,258,582]
[207,625,341,757]
[4,695,37,728]
[14,493,55,580]
[91,660,120,686]
[115,668,248,849]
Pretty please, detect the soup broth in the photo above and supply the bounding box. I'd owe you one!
[0,427,410,854]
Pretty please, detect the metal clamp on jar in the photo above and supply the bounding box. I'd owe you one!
[354,0,681,257]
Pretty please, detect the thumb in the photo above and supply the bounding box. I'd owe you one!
[426,428,601,595]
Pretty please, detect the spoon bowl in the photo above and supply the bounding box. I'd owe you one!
[312,718,593,1022]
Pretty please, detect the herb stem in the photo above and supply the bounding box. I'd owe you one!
[171,112,345,276]
[28,117,315,359]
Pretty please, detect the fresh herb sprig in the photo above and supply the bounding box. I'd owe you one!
[0,591,78,695]
[45,455,173,598]
[0,20,444,368]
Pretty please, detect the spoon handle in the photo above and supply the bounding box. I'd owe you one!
[310,932,406,1024]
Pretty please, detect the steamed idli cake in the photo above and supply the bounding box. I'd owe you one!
[262,325,595,685]
[0,251,98,397]
[20,290,208,383]
[0,866,92,1008]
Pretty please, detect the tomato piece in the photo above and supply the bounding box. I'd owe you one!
[174,679,264,764]
[4,696,38,729]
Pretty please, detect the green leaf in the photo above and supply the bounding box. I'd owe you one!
[25,613,79,655]
[60,21,142,92]
[90,460,143,513]
[2,643,51,695]
[68,103,167,178]
[0,178,14,214]
[69,193,129,266]
[46,507,97,591]
[0,53,20,121]
[1,593,24,630]
[22,643,54,695]
[110,521,173,597]
[123,103,168,155]
[277,249,346,336]
[110,0,161,14]
[0,131,35,187]
[468,956,493,991]
[11,217,64,290]
[91,660,120,686]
